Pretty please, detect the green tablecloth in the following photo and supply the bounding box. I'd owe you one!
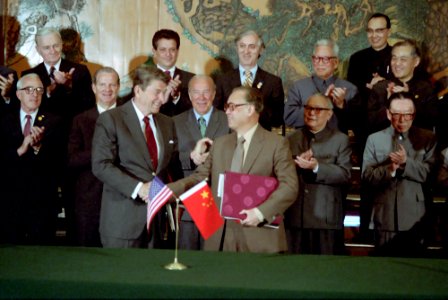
[0,245,447,299]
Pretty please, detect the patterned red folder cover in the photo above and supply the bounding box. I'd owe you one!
[221,171,282,228]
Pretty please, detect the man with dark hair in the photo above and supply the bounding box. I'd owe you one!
[170,86,298,253]
[362,92,437,256]
[152,29,195,116]
[92,65,183,248]
[68,67,121,247]
[214,30,285,131]
[285,93,351,255]
[367,39,438,134]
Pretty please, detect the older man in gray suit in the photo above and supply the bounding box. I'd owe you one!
[170,87,298,253]
[173,75,229,250]
[92,66,183,248]
[362,92,437,256]
[285,93,351,255]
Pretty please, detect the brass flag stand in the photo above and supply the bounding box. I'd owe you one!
[164,197,188,270]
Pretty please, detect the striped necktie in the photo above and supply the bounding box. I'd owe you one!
[244,70,253,87]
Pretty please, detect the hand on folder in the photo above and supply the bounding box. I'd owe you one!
[239,208,262,227]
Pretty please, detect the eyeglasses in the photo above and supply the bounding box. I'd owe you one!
[389,112,415,121]
[224,102,249,112]
[366,28,388,35]
[304,105,332,114]
[311,56,336,64]
[20,87,45,95]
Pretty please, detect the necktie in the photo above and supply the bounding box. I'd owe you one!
[143,116,158,171]
[198,117,206,137]
[23,115,32,136]
[230,136,245,172]
[244,70,253,87]
[49,66,56,80]
[164,70,171,79]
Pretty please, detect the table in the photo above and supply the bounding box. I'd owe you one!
[1,246,447,299]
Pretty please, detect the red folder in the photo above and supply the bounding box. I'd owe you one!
[221,171,282,228]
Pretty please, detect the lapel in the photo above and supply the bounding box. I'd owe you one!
[154,114,167,173]
[186,110,203,141]
[205,109,221,138]
[230,69,242,88]
[241,126,264,173]
[253,67,266,89]
[35,63,52,87]
[122,102,154,170]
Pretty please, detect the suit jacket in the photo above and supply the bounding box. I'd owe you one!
[67,107,102,217]
[362,126,437,232]
[214,68,285,131]
[0,66,19,115]
[0,107,64,242]
[169,125,298,253]
[173,108,230,222]
[159,68,195,117]
[285,126,351,230]
[22,59,95,123]
[91,100,183,239]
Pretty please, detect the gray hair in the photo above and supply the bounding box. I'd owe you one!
[17,73,42,89]
[93,67,120,85]
[35,27,62,45]
[308,93,334,109]
[314,39,339,57]
[234,30,265,49]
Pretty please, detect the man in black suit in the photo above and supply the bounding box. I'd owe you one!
[68,67,121,247]
[0,73,64,244]
[92,65,183,248]
[22,27,95,244]
[152,29,195,117]
[0,66,18,115]
[173,75,230,250]
[214,30,285,131]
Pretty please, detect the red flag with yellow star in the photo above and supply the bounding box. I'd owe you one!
[179,180,224,240]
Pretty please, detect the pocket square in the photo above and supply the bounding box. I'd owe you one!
[169,140,175,144]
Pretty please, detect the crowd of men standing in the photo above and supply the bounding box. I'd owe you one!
[0,12,447,257]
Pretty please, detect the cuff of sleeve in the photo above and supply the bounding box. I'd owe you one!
[313,163,319,173]
[132,182,143,199]
[254,208,265,223]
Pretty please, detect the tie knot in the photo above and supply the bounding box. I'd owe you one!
[25,114,31,120]
[198,116,205,124]
[245,70,252,79]
[143,116,150,125]
[164,70,171,78]
[238,136,245,145]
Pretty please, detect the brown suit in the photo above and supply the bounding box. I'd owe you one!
[169,126,298,253]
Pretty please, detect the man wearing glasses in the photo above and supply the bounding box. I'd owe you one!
[285,93,351,255]
[170,87,298,253]
[284,39,358,133]
[0,73,64,244]
[362,92,437,256]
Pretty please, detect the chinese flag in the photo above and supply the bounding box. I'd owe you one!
[179,181,224,240]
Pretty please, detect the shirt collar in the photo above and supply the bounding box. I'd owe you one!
[157,65,176,78]
[239,65,258,79]
[44,59,62,74]
[20,108,38,122]
[97,102,117,114]
[193,107,213,125]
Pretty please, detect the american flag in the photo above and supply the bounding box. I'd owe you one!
[147,176,173,230]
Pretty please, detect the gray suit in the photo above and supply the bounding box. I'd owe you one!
[362,126,436,250]
[173,108,229,249]
[92,100,182,247]
[169,126,298,253]
[285,126,351,254]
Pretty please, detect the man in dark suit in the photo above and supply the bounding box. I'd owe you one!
[22,27,96,244]
[285,93,351,255]
[92,65,183,248]
[67,67,121,247]
[362,92,437,256]
[0,73,64,244]
[170,87,298,253]
[214,30,284,131]
[22,27,95,124]
[0,66,19,115]
[152,29,195,117]
[173,75,230,250]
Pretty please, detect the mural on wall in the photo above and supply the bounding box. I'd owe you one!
[3,0,447,93]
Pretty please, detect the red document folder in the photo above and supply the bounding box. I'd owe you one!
[221,171,282,228]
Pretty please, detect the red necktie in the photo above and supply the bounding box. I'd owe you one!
[143,116,158,170]
[23,115,32,136]
[164,70,171,79]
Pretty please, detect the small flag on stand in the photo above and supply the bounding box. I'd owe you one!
[179,181,224,240]
[147,176,173,230]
